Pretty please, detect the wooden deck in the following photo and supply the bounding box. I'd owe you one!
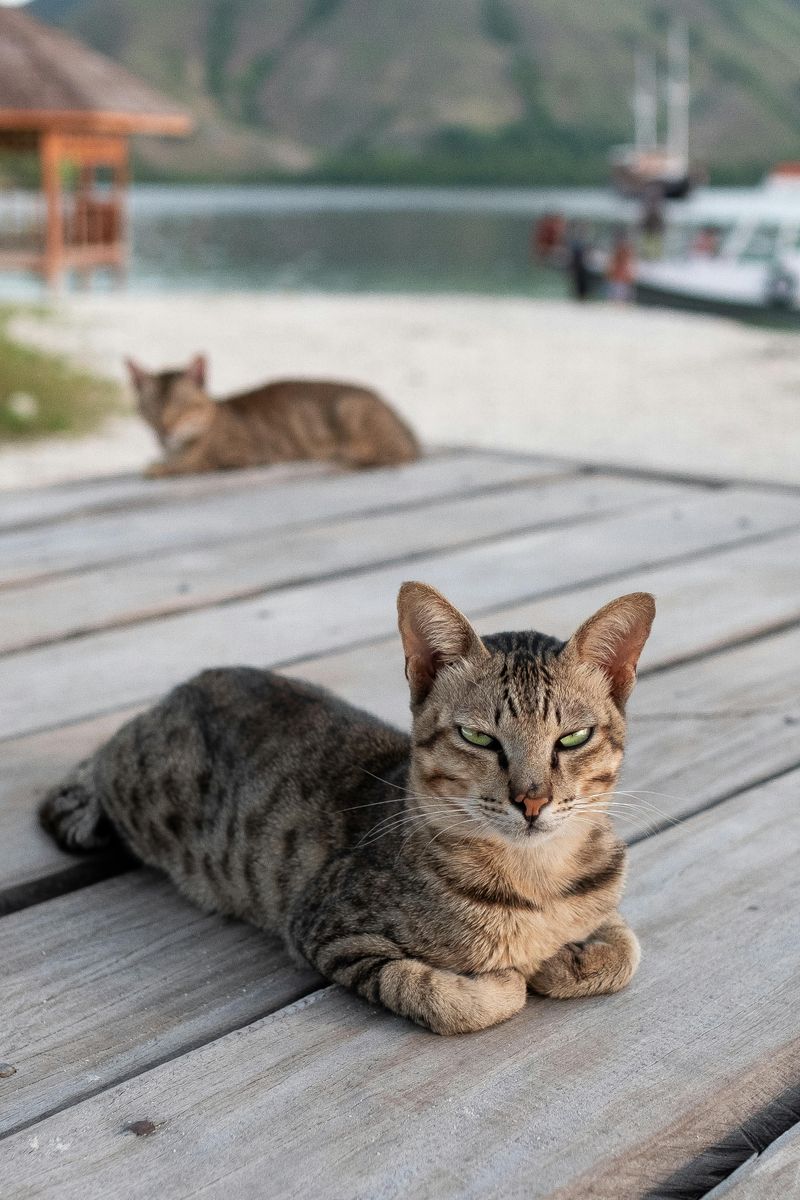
[1,449,799,1198]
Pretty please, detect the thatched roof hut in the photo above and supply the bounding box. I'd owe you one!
[0,8,190,136]
[0,7,191,283]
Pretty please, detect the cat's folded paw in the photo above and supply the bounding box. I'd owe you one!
[144,461,171,479]
[380,960,527,1035]
[529,931,639,999]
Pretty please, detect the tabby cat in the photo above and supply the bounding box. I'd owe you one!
[41,583,654,1035]
[126,355,420,477]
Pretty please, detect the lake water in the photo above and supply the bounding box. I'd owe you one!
[0,183,784,297]
[126,185,593,296]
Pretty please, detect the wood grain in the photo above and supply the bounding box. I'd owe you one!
[4,548,800,902]
[3,771,798,1199]
[0,461,340,533]
[0,453,560,585]
[0,475,682,654]
[0,872,319,1137]
[1,625,799,1130]
[2,488,798,739]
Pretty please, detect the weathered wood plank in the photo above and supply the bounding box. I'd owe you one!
[0,872,320,1138]
[0,461,339,533]
[0,453,570,534]
[3,771,797,1199]
[2,488,799,739]
[1,625,799,1127]
[299,620,800,835]
[4,527,800,902]
[0,710,139,911]
[707,1125,800,1198]
[0,453,561,585]
[0,475,683,654]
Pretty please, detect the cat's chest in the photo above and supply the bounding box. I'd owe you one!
[458,893,609,974]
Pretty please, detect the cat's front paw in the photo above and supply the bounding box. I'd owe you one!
[144,461,171,479]
[529,926,640,999]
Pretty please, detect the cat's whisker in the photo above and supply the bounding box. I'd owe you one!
[365,815,477,855]
[337,798,406,813]
[573,799,667,826]
[568,800,665,835]
[355,806,466,850]
[354,806,451,839]
[417,816,484,857]
[568,807,661,838]
[357,803,459,835]
[575,789,683,827]
[355,767,412,793]
[603,801,681,828]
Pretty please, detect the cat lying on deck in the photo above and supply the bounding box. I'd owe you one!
[41,583,653,1035]
[126,354,420,477]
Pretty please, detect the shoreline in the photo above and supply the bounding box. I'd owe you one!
[2,292,798,490]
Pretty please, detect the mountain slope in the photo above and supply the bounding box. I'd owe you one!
[28,0,800,183]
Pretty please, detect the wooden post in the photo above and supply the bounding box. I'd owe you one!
[113,139,129,287]
[75,161,92,290]
[39,131,64,287]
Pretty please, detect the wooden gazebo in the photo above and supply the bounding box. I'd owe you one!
[0,8,191,285]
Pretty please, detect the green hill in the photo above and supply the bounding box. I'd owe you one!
[28,0,800,184]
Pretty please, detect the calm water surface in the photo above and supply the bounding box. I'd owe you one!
[0,183,778,297]
[126,185,590,296]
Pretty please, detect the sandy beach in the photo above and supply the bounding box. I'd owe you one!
[2,293,798,489]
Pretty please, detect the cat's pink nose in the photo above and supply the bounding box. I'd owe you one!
[516,793,551,821]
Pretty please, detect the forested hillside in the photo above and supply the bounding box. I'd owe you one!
[29,0,800,183]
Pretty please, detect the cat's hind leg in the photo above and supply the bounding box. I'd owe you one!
[317,936,526,1034]
[39,758,118,855]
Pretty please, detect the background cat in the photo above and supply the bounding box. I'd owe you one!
[41,582,654,1035]
[126,354,420,476]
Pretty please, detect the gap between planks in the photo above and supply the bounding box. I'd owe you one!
[2,769,799,1199]
[0,475,684,657]
[0,453,571,589]
[3,487,800,742]
[0,450,563,535]
[700,1115,800,1199]
[648,1080,800,1199]
[2,619,800,1135]
[3,531,800,910]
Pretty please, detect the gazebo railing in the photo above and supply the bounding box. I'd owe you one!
[0,187,47,268]
[0,133,128,284]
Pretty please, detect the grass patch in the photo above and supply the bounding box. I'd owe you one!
[0,308,123,441]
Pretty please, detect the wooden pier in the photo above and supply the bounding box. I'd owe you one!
[1,450,798,1197]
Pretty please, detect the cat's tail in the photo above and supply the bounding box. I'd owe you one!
[39,758,118,855]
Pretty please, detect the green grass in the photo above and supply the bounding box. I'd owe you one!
[0,308,123,441]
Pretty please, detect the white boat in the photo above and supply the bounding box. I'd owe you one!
[631,186,800,321]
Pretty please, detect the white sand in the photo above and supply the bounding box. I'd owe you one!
[2,293,799,489]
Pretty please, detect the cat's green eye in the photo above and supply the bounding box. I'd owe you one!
[459,727,495,748]
[558,727,593,749]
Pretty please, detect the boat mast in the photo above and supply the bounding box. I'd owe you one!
[633,51,658,152]
[666,21,689,169]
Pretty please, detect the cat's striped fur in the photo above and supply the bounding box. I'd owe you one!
[126,355,420,477]
[41,583,654,1035]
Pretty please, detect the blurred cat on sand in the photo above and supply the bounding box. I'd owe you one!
[126,355,420,477]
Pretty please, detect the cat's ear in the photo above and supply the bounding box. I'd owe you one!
[186,354,207,388]
[397,582,487,705]
[125,358,147,390]
[566,592,655,708]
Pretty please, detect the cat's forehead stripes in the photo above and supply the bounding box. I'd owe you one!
[486,631,565,724]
